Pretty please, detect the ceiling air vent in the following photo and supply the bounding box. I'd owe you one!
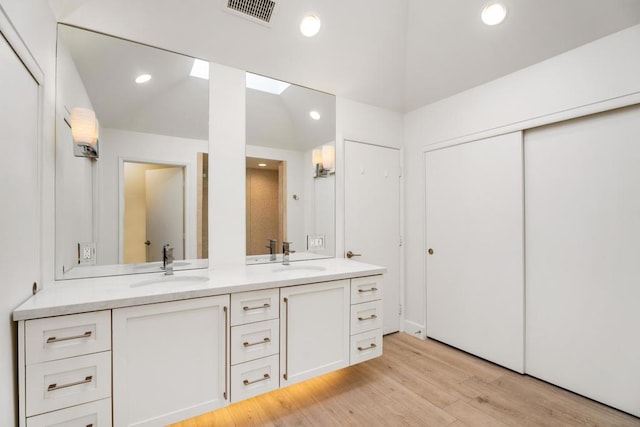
[226,0,276,24]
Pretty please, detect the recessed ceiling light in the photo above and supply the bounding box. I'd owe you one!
[258,163,267,167]
[135,74,152,84]
[190,59,210,80]
[309,111,321,120]
[246,73,291,95]
[300,14,321,37]
[481,2,507,26]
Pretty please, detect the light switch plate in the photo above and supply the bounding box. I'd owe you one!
[307,235,325,251]
[78,242,96,265]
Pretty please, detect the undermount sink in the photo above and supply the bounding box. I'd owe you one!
[271,265,326,273]
[130,275,209,288]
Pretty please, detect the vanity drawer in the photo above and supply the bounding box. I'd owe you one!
[26,398,112,427]
[231,319,279,365]
[26,352,111,417]
[350,300,383,335]
[231,354,279,403]
[25,311,111,364]
[350,276,382,304]
[350,330,383,365]
[230,288,279,326]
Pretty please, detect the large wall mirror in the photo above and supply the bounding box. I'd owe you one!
[245,73,336,264]
[55,24,209,279]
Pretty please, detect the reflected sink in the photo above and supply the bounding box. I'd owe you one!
[132,261,191,271]
[271,265,326,273]
[131,275,209,288]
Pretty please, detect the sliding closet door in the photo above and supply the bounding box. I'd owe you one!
[525,105,640,417]
[425,132,524,373]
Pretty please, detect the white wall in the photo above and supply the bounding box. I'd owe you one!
[55,38,95,276]
[403,24,640,336]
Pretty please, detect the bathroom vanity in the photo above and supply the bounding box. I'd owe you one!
[14,259,384,427]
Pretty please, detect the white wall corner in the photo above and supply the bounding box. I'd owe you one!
[402,320,426,340]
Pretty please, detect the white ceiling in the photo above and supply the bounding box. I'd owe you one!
[49,0,640,113]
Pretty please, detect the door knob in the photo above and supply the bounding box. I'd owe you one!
[428,248,434,255]
[346,250,362,259]
[144,240,151,246]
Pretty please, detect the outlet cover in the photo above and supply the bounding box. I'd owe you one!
[78,242,96,265]
[307,235,325,251]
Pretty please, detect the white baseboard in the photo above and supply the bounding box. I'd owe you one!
[402,319,426,340]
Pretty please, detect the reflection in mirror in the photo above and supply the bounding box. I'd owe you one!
[245,73,336,264]
[55,25,209,279]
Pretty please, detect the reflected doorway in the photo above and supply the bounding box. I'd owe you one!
[246,157,286,255]
[123,161,185,263]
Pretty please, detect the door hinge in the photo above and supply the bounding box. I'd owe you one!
[399,235,403,247]
[398,304,403,316]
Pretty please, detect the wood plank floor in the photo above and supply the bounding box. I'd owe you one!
[172,333,640,426]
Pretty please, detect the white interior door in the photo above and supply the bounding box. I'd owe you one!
[425,132,524,373]
[345,141,401,334]
[0,27,41,426]
[525,105,640,417]
[146,167,184,261]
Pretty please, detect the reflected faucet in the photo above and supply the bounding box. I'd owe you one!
[282,241,295,266]
[162,244,174,275]
[265,239,277,261]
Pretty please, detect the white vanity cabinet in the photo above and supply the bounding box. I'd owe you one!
[15,261,385,427]
[112,295,229,427]
[280,280,351,387]
[18,311,112,427]
[349,276,383,364]
[229,289,280,403]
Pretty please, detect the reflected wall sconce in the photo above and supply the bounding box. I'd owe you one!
[70,107,99,159]
[312,145,335,178]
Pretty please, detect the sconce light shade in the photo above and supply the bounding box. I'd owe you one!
[321,145,335,171]
[70,107,99,158]
[312,144,335,178]
[312,148,323,167]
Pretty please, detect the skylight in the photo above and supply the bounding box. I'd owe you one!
[246,72,290,95]
[190,59,210,80]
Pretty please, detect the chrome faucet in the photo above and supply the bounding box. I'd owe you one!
[282,241,295,265]
[265,239,277,261]
[162,244,174,275]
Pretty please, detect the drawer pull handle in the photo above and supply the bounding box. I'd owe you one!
[358,314,378,321]
[358,287,378,293]
[243,337,271,347]
[243,303,271,311]
[47,375,93,392]
[243,373,270,386]
[357,343,377,351]
[46,331,92,343]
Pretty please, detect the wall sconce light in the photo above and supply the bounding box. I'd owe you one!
[313,145,335,178]
[70,107,99,158]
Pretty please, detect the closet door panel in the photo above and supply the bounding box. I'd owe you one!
[425,132,524,373]
[525,105,640,417]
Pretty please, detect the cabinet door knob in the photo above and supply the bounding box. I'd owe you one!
[428,248,434,255]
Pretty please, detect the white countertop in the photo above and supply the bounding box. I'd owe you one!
[13,258,385,321]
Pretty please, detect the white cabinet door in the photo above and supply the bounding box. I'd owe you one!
[425,132,524,373]
[112,295,229,426]
[280,280,350,386]
[0,22,42,427]
[525,105,640,417]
